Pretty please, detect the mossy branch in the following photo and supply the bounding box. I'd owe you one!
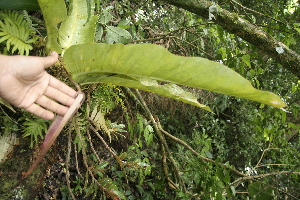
[160,0,300,78]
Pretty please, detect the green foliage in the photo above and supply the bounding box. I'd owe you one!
[90,84,126,114]
[89,105,126,141]
[2,0,299,199]
[22,115,49,148]
[0,10,38,55]
[96,6,131,44]
[0,112,19,136]
[248,182,274,200]
[120,114,165,199]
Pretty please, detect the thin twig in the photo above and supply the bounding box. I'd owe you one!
[251,148,287,173]
[0,105,18,125]
[255,163,297,169]
[162,145,179,190]
[86,128,102,163]
[66,128,76,200]
[229,0,285,24]
[73,143,84,179]
[89,124,125,169]
[228,171,300,199]
[89,125,117,157]
[128,36,176,44]
[198,171,300,199]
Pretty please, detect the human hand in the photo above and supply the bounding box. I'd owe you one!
[0,52,77,120]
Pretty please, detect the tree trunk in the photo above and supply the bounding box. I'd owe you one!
[159,0,300,78]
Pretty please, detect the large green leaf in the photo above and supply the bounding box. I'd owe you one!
[63,43,286,108]
[58,0,98,51]
[38,0,97,53]
[37,0,67,53]
[72,73,211,111]
[0,0,39,11]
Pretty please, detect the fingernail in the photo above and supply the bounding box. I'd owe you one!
[50,51,57,56]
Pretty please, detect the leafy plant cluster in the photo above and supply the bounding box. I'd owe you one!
[0,10,38,55]
[0,0,299,199]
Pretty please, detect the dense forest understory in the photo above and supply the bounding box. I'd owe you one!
[0,0,299,199]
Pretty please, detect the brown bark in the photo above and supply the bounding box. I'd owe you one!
[159,0,300,78]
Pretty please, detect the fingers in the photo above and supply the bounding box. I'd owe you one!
[44,86,75,107]
[36,95,69,115]
[43,51,59,69]
[32,76,77,118]
[48,76,77,98]
[25,94,71,120]
[25,103,55,120]
[24,94,72,120]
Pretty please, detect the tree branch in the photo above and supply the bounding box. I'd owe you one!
[159,0,300,78]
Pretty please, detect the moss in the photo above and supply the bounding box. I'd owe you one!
[0,135,54,200]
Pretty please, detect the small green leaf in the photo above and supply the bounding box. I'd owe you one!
[118,24,130,29]
[217,47,227,60]
[242,54,251,67]
[205,151,213,159]
[0,97,15,112]
[98,161,109,168]
[99,7,114,24]
[223,170,230,183]
[216,192,222,200]
[248,182,274,200]
[106,26,131,44]
[216,167,224,180]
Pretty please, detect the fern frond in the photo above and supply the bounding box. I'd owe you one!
[90,106,113,142]
[0,10,38,55]
[89,106,126,142]
[22,117,49,148]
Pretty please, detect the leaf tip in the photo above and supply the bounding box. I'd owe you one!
[270,100,287,108]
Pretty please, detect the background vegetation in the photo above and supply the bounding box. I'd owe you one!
[0,0,299,199]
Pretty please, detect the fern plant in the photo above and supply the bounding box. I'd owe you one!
[22,116,49,148]
[0,10,38,55]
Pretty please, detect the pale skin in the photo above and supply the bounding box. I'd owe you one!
[0,51,77,120]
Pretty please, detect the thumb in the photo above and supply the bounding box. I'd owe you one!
[43,51,59,69]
